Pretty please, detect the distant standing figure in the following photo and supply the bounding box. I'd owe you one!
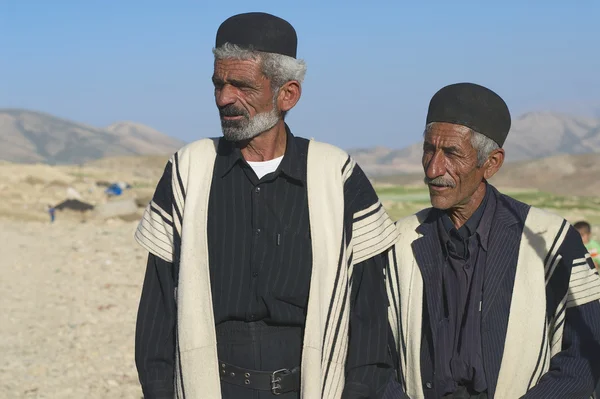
[575,220,600,268]
[48,205,55,223]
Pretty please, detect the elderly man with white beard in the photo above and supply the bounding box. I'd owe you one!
[133,12,398,399]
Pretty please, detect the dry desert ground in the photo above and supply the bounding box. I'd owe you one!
[1,217,145,398]
[0,158,162,398]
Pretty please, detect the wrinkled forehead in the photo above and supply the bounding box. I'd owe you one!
[213,58,265,81]
[424,122,472,147]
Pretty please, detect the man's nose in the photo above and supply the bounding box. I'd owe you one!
[425,150,446,179]
[215,85,237,108]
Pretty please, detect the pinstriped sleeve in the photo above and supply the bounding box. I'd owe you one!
[523,226,600,398]
[342,159,395,399]
[134,158,179,398]
[135,254,176,399]
[135,158,176,263]
[344,252,394,399]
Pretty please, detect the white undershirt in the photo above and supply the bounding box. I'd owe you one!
[246,155,284,179]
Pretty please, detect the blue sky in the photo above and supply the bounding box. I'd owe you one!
[1,1,599,149]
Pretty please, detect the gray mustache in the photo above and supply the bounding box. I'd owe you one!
[424,176,456,188]
[219,105,248,118]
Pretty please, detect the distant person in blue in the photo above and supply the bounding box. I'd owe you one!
[47,205,55,223]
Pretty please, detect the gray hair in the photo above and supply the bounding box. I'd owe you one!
[424,122,499,167]
[469,129,500,167]
[213,43,307,91]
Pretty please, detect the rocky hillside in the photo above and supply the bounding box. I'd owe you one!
[350,111,600,176]
[374,152,600,197]
[0,109,185,165]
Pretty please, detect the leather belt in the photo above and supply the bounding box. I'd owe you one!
[443,386,488,399]
[219,360,300,395]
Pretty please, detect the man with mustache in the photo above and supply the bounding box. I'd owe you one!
[383,83,600,398]
[133,12,397,399]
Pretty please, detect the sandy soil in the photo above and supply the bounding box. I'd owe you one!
[0,217,146,398]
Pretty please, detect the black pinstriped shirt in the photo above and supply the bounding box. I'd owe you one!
[436,185,494,395]
[135,126,392,398]
[207,132,312,325]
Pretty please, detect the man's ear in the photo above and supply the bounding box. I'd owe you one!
[483,148,505,180]
[277,80,301,112]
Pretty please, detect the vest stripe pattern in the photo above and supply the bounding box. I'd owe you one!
[135,137,398,398]
[386,209,428,398]
[386,203,600,399]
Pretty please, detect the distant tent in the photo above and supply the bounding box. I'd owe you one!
[54,199,95,212]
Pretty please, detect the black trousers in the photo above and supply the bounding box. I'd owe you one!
[216,320,303,399]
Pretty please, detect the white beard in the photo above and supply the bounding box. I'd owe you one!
[221,107,280,142]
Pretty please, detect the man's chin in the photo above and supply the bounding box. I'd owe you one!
[429,194,453,210]
[222,128,261,142]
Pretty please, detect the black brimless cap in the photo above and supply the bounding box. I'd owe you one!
[426,82,511,147]
[215,12,298,58]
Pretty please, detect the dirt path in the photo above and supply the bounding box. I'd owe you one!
[1,218,146,398]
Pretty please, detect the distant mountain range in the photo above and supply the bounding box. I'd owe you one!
[0,109,185,164]
[1,109,599,174]
[375,152,600,197]
[349,111,600,175]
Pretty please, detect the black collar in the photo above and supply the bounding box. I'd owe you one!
[440,183,495,251]
[215,123,306,183]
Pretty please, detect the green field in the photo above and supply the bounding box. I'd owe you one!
[375,185,600,229]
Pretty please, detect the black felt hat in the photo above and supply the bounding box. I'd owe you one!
[426,83,511,147]
[215,12,298,58]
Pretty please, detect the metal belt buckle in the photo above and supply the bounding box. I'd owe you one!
[271,368,290,395]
